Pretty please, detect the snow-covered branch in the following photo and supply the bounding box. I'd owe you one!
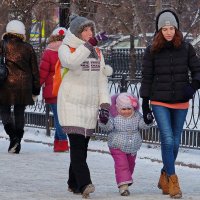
[91,0,120,7]
[190,8,200,27]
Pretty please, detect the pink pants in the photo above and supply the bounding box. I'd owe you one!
[109,148,136,187]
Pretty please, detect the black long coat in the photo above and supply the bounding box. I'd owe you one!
[0,36,40,105]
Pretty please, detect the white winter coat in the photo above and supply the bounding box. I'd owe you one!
[57,29,112,135]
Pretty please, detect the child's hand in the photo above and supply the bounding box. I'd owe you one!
[99,108,109,124]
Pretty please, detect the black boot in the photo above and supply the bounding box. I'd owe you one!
[4,123,19,153]
[8,137,20,153]
[14,129,24,154]
[4,123,21,153]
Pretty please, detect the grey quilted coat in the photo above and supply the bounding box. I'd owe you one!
[99,111,151,155]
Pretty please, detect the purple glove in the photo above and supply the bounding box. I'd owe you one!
[99,108,109,124]
[88,32,108,46]
[96,32,108,42]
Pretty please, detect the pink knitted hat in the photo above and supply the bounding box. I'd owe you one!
[116,93,139,110]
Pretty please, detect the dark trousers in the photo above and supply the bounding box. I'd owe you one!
[0,105,25,137]
[67,134,92,192]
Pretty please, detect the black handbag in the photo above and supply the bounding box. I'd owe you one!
[0,40,9,86]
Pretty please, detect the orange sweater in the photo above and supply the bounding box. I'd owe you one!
[151,101,189,109]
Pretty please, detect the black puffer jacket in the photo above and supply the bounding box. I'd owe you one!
[140,41,200,103]
[0,36,40,105]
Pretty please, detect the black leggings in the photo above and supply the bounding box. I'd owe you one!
[0,105,26,130]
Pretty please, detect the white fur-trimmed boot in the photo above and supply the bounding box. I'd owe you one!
[119,184,130,196]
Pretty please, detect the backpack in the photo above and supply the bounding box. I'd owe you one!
[52,46,101,97]
[52,47,76,97]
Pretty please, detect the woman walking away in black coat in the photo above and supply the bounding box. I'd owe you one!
[0,20,40,154]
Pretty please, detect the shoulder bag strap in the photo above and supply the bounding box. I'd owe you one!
[1,40,7,64]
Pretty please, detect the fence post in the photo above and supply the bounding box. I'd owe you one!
[120,73,128,92]
[59,0,70,28]
[45,104,51,136]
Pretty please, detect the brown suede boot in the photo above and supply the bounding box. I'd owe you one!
[168,174,182,199]
[158,171,169,195]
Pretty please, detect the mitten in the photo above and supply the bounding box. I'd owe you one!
[99,108,109,124]
[184,80,200,100]
[32,95,38,102]
[88,32,108,46]
[142,98,154,125]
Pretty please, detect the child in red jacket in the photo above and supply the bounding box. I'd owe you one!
[39,27,69,152]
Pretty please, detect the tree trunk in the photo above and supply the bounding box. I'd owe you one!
[59,0,70,28]
[129,34,136,79]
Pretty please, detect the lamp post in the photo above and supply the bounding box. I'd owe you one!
[59,0,70,28]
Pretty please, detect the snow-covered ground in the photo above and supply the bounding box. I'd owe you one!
[0,125,200,200]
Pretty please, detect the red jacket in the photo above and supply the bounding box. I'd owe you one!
[39,41,62,104]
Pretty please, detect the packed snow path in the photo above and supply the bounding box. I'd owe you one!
[0,138,199,200]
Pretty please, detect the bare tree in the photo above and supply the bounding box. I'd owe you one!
[0,1,9,36]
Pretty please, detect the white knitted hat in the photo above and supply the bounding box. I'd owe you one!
[6,20,25,35]
[52,27,67,36]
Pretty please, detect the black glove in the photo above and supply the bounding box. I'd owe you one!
[184,85,195,99]
[184,80,200,100]
[99,108,109,124]
[142,98,154,125]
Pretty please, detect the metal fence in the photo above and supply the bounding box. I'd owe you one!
[23,75,200,149]
[1,47,198,149]
[101,48,145,78]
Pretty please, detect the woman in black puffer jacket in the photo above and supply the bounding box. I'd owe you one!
[140,10,200,199]
[0,20,40,154]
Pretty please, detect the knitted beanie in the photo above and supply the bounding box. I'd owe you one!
[6,20,26,35]
[156,10,179,32]
[2,20,26,40]
[48,27,67,43]
[116,93,139,110]
[52,27,67,36]
[69,14,95,38]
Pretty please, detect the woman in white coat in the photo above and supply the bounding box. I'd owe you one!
[57,14,112,198]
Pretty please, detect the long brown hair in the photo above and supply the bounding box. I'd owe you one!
[151,28,183,53]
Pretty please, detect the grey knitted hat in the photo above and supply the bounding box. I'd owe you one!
[69,14,95,38]
[157,11,178,30]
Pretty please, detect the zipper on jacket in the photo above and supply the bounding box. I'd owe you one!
[170,53,175,97]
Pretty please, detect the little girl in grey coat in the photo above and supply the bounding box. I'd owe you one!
[99,93,152,196]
